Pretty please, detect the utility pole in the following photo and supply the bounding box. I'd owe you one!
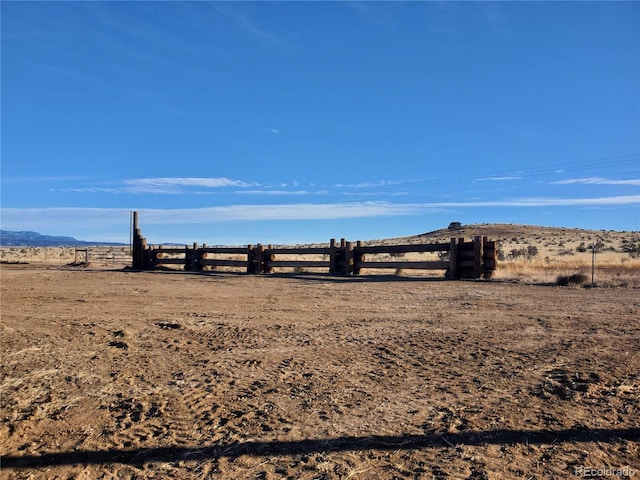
[591,242,596,286]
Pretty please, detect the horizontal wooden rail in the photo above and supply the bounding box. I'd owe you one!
[200,259,247,268]
[151,258,185,265]
[149,247,189,254]
[266,247,331,255]
[356,243,450,255]
[355,261,450,270]
[266,260,330,268]
[200,247,248,254]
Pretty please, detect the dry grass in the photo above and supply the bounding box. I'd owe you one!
[495,257,640,288]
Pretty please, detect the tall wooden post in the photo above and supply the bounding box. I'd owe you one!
[132,211,143,269]
[329,238,337,274]
[343,240,353,276]
[246,245,255,273]
[338,238,346,275]
[482,237,496,279]
[192,242,202,272]
[353,241,363,275]
[474,236,484,279]
[257,244,268,274]
[449,238,458,279]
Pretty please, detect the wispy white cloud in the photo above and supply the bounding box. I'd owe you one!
[475,176,523,182]
[124,177,255,188]
[334,180,405,188]
[3,195,638,232]
[430,195,640,208]
[235,190,314,196]
[60,187,122,194]
[340,191,409,197]
[0,202,424,230]
[145,202,426,222]
[120,177,258,194]
[37,176,259,195]
[551,177,640,186]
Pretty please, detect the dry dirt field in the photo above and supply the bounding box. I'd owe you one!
[1,261,639,479]
[1,225,639,478]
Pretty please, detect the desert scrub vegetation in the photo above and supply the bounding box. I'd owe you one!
[506,245,539,260]
[620,237,640,259]
[556,273,590,287]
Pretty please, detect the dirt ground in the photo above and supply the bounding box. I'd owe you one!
[1,265,638,479]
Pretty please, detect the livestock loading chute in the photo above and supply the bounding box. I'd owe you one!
[130,212,497,279]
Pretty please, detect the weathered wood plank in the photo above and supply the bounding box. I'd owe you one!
[200,246,248,254]
[355,243,450,255]
[355,261,450,270]
[474,236,484,278]
[265,260,330,268]
[201,259,247,267]
[151,258,186,265]
[449,238,458,279]
[265,247,331,255]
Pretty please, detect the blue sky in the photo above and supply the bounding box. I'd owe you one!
[1,1,639,245]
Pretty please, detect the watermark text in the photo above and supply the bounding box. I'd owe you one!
[574,466,636,478]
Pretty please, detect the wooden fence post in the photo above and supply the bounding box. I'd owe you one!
[334,239,346,275]
[263,245,274,274]
[474,236,484,279]
[184,244,192,271]
[329,238,337,274]
[449,238,458,279]
[246,245,255,273]
[131,211,150,270]
[344,240,353,276]
[482,237,497,278]
[353,241,364,275]
[193,242,204,272]
[247,244,264,274]
[256,244,267,274]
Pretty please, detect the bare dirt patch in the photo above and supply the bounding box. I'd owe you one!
[1,265,638,479]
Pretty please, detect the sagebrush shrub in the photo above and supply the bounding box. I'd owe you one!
[556,273,590,287]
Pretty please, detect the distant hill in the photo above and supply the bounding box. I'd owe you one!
[363,223,637,254]
[0,230,127,247]
[387,223,634,243]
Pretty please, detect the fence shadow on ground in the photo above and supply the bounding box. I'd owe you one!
[4,428,639,469]
[123,268,454,284]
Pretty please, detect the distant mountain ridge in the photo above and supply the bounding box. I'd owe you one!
[0,230,127,247]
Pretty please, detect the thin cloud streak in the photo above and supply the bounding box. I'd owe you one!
[118,177,258,194]
[142,202,426,223]
[475,176,523,182]
[60,187,122,194]
[46,177,261,195]
[551,177,640,186]
[124,177,256,188]
[235,190,315,196]
[2,196,638,230]
[432,195,640,207]
[334,180,405,188]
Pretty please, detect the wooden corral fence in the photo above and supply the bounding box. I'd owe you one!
[131,212,497,279]
[73,247,131,265]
